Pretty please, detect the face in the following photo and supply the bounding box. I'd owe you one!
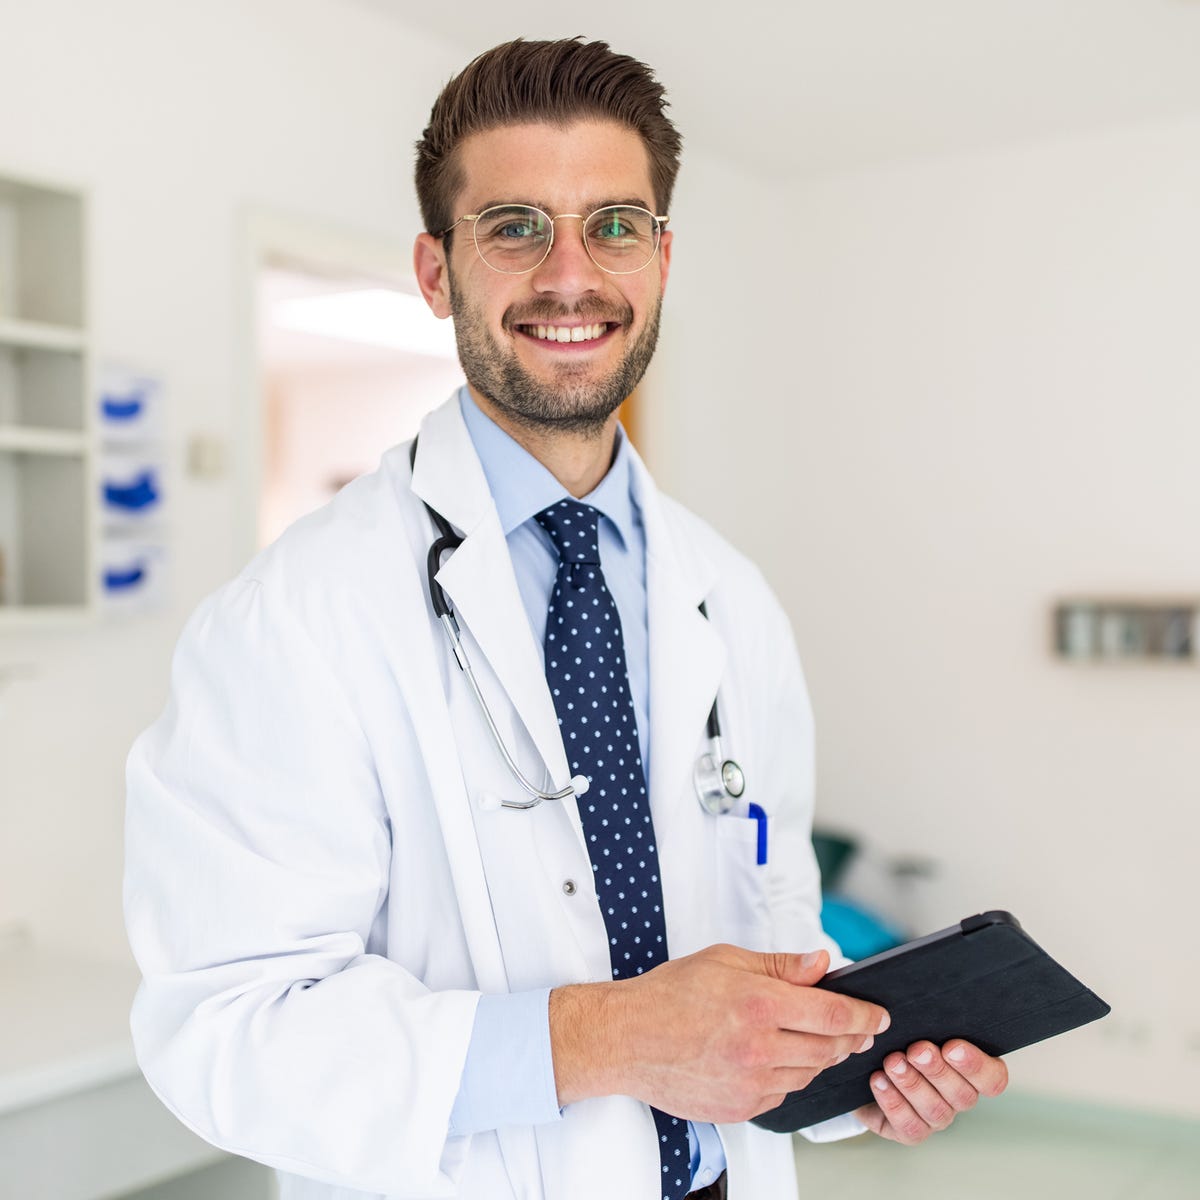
[414,120,672,437]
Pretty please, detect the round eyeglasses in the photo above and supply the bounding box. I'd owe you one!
[438,204,669,276]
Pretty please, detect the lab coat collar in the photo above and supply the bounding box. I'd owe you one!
[409,397,579,836]
[625,441,726,845]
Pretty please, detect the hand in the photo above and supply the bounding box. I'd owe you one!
[853,1038,1009,1144]
[550,944,890,1124]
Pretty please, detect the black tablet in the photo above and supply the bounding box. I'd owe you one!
[750,910,1110,1132]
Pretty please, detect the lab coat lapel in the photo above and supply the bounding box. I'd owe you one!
[631,451,725,843]
[411,400,574,812]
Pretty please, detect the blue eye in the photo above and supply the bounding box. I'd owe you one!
[476,206,549,243]
[592,215,633,240]
[497,219,538,239]
[585,208,656,263]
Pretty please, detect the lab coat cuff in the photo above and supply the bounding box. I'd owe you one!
[796,1112,869,1143]
[447,988,561,1136]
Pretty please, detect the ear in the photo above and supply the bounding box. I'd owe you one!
[657,228,673,298]
[413,232,453,319]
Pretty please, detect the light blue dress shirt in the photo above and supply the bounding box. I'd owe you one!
[446,388,726,1189]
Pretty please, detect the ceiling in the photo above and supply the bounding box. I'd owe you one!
[353,0,1200,180]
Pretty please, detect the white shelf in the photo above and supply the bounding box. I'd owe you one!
[0,317,86,353]
[0,170,93,618]
[0,425,87,455]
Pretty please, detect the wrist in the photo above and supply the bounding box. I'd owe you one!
[549,980,630,1106]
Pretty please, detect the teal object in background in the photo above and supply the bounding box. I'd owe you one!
[812,830,857,890]
[813,828,907,958]
[820,894,906,960]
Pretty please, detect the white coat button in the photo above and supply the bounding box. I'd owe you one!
[562,879,577,896]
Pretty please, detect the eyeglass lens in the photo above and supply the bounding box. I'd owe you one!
[471,205,660,274]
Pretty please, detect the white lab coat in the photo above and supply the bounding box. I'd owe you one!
[124,396,843,1200]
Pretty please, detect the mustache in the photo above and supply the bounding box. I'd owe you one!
[502,299,633,330]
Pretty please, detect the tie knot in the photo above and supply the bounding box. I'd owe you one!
[535,499,602,565]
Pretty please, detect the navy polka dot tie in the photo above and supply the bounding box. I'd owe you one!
[536,499,690,1200]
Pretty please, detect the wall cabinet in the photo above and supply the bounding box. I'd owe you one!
[0,172,93,620]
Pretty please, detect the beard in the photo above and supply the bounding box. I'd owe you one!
[447,270,662,438]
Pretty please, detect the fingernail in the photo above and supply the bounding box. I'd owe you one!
[800,952,820,967]
[913,1049,933,1066]
[873,1076,889,1092]
[858,1036,874,1053]
[890,1058,908,1076]
[947,1045,967,1063]
[877,1012,891,1033]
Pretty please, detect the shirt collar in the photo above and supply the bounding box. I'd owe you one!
[459,386,637,550]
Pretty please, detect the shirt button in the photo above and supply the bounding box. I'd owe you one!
[562,879,577,896]
[698,1169,714,1185]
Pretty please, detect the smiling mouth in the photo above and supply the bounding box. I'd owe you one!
[515,321,617,344]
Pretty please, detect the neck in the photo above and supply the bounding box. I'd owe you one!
[468,385,621,498]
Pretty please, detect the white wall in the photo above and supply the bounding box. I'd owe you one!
[640,146,792,540]
[674,116,1200,1116]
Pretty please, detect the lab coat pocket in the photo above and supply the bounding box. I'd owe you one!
[714,814,772,951]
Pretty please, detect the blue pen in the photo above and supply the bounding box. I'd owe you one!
[747,803,768,865]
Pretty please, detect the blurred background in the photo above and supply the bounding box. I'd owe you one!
[1,1,1198,1196]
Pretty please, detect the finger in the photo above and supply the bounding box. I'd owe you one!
[903,1042,983,1112]
[776,984,890,1039]
[883,1051,956,1131]
[851,1100,888,1138]
[761,948,830,986]
[940,1040,1009,1099]
[770,1028,881,1071]
[868,1069,933,1146]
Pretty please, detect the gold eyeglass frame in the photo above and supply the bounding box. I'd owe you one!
[437,204,670,276]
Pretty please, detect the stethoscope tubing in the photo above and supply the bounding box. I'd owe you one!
[412,436,743,813]
[438,609,588,807]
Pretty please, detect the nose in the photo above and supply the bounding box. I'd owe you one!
[532,216,605,296]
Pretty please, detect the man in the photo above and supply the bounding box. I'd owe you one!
[125,38,1007,1200]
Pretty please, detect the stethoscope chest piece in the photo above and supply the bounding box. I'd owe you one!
[694,738,746,815]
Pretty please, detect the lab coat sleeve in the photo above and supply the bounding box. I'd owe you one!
[124,576,479,1197]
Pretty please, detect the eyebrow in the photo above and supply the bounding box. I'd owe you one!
[468,197,656,214]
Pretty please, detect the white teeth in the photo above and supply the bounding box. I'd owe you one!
[529,323,607,342]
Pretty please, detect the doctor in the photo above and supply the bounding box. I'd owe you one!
[124,37,1007,1200]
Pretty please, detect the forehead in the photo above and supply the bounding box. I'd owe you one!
[452,120,657,214]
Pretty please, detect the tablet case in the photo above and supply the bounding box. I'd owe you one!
[750,910,1110,1132]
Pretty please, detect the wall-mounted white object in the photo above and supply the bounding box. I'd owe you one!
[98,452,164,529]
[94,362,168,614]
[99,540,167,612]
[186,432,228,480]
[96,363,163,444]
[1054,599,1198,664]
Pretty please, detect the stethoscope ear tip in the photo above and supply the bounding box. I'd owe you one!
[570,774,591,798]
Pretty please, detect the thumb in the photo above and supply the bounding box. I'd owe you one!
[763,948,830,987]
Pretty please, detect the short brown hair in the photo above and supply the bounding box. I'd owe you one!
[415,38,683,235]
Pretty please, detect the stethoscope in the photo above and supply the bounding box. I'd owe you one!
[414,440,746,814]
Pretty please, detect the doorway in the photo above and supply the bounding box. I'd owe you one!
[239,211,463,559]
